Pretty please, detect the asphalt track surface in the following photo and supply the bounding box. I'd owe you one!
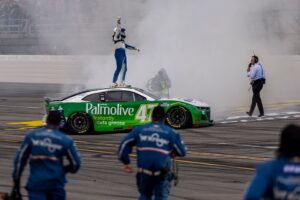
[0,83,299,200]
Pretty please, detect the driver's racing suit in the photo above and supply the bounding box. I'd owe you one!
[112,25,138,84]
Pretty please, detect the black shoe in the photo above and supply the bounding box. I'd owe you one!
[246,112,252,117]
[258,114,264,117]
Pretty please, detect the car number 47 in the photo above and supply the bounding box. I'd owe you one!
[135,104,158,122]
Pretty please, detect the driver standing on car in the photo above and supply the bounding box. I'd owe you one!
[118,105,187,200]
[12,110,81,200]
[112,18,140,87]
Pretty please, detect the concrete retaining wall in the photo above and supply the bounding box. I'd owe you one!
[0,55,101,84]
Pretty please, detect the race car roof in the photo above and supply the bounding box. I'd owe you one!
[60,86,158,101]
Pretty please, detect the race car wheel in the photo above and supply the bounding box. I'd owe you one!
[67,112,92,134]
[166,106,190,129]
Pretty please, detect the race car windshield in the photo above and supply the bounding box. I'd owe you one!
[135,88,160,100]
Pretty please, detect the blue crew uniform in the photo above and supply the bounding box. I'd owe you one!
[245,156,300,200]
[112,25,138,84]
[118,122,187,200]
[12,126,81,200]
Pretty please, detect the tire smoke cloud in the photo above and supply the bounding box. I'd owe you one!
[22,0,300,118]
[130,0,300,118]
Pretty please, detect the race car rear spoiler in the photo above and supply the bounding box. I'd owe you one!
[44,97,61,104]
[44,97,51,104]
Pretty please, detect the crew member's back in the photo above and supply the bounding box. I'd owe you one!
[131,122,185,171]
[16,126,80,190]
[245,124,300,200]
[12,110,81,200]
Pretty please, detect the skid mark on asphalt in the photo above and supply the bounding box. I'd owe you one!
[176,159,254,171]
[6,112,300,131]
[0,134,268,162]
[188,151,268,161]
[0,138,256,171]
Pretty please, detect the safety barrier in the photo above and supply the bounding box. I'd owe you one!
[0,55,113,84]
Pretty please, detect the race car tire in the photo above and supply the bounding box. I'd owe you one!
[166,106,190,129]
[67,112,92,134]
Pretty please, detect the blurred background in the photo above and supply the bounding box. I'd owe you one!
[0,0,299,119]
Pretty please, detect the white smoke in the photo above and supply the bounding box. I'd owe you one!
[129,0,300,118]
[19,0,300,119]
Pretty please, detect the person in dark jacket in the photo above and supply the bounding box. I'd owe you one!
[244,124,300,200]
[12,110,81,200]
[118,106,187,200]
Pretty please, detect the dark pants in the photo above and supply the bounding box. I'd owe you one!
[136,172,172,200]
[113,48,127,83]
[249,79,264,115]
[27,188,66,200]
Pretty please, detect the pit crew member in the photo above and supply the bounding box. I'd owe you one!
[12,111,81,200]
[245,124,300,200]
[118,106,187,200]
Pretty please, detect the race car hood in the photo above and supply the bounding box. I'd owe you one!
[163,98,210,108]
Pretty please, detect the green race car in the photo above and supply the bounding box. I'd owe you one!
[45,87,212,134]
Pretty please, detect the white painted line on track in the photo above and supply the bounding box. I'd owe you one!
[219,111,300,124]
[265,113,280,116]
[227,116,248,120]
[286,111,300,115]
[220,121,238,124]
[264,117,275,120]
[276,116,290,119]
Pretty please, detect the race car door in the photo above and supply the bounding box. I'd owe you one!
[104,90,138,130]
[105,90,158,130]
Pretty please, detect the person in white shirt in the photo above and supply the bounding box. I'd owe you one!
[246,55,266,117]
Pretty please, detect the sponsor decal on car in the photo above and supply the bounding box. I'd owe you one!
[94,116,115,121]
[96,120,126,126]
[108,121,126,126]
[86,103,134,116]
[135,104,158,122]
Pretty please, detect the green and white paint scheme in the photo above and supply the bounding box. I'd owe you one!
[45,87,211,134]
